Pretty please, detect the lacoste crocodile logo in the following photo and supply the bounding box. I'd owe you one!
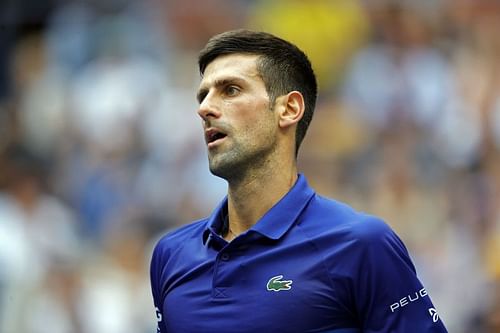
[266,275,293,292]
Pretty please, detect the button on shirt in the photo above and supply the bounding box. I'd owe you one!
[150,174,448,333]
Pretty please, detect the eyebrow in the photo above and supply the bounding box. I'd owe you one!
[196,77,245,104]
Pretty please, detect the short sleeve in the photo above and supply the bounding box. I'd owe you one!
[351,217,448,332]
[150,242,168,333]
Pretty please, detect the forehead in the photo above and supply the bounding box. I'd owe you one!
[199,54,262,88]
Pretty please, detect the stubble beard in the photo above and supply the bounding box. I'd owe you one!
[208,135,276,184]
[208,102,277,183]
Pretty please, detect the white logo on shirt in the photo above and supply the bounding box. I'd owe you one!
[155,307,162,322]
[428,308,439,323]
[389,287,428,312]
[155,307,162,333]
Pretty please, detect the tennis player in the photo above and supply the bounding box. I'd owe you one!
[150,29,448,333]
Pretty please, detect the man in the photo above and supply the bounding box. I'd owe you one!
[150,29,448,333]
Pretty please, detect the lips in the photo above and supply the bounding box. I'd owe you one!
[205,128,227,146]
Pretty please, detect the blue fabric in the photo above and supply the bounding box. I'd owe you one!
[150,174,448,332]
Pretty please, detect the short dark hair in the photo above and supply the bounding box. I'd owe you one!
[198,29,318,156]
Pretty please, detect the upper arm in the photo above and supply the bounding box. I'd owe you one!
[350,218,448,332]
[150,242,168,333]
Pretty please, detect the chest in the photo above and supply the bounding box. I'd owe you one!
[161,238,355,332]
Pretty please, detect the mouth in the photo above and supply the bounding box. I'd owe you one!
[205,128,227,147]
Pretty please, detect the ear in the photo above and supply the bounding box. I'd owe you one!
[277,91,305,129]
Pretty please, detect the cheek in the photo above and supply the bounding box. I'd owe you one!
[247,111,277,141]
[230,97,275,135]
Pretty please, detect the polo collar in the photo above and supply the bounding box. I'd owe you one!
[202,197,228,246]
[202,174,315,245]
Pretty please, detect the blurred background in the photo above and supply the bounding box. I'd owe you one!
[0,0,499,332]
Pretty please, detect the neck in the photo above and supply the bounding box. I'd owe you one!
[225,163,298,238]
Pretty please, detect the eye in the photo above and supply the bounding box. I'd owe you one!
[225,85,240,97]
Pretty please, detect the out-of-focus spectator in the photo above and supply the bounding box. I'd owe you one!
[77,221,154,333]
[0,0,499,332]
[0,145,81,332]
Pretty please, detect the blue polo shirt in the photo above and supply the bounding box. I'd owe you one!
[150,174,447,332]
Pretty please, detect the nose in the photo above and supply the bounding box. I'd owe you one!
[197,93,221,121]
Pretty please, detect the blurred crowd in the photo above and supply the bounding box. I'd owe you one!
[0,0,499,332]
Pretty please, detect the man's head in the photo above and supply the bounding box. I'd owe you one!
[198,29,318,156]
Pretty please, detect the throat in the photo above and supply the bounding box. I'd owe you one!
[227,171,297,233]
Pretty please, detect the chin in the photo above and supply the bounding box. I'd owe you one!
[208,155,246,181]
[209,162,236,180]
[208,144,272,181]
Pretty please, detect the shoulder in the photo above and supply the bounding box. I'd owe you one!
[348,211,397,246]
[151,219,208,261]
[303,194,388,229]
[302,194,416,276]
[302,194,402,248]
